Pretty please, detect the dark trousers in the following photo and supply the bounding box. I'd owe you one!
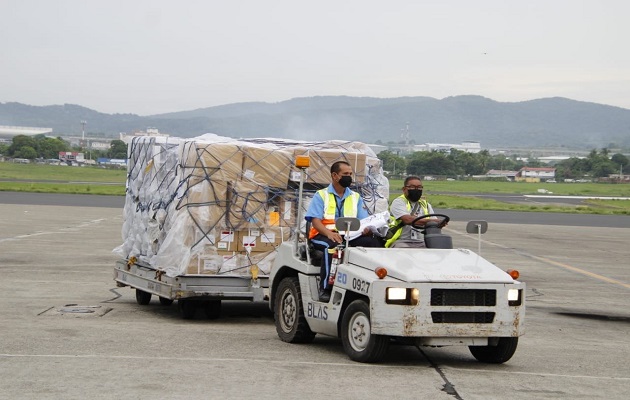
[310,234,382,291]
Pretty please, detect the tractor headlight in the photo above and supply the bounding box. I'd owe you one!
[507,289,522,306]
[386,288,419,305]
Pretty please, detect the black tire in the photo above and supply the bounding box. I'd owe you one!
[158,296,174,306]
[341,300,389,363]
[178,299,196,320]
[469,337,519,364]
[135,289,152,305]
[203,300,221,320]
[274,277,315,343]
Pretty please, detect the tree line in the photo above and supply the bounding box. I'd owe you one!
[0,135,128,161]
[377,148,628,180]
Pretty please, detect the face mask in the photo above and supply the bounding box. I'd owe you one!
[338,175,352,188]
[407,189,422,202]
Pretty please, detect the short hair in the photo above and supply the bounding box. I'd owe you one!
[404,176,422,185]
[331,161,351,174]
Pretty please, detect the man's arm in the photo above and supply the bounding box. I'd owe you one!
[391,198,430,226]
[311,217,343,243]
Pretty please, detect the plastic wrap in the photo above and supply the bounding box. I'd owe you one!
[113,134,389,277]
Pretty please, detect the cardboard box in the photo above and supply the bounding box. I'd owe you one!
[241,145,293,189]
[181,141,244,183]
[238,227,290,252]
[292,149,366,184]
[185,230,239,275]
[179,179,229,218]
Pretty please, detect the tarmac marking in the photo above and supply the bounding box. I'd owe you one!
[0,353,404,369]
[448,228,630,289]
[0,219,107,244]
[526,254,630,289]
[445,366,630,381]
[2,353,629,381]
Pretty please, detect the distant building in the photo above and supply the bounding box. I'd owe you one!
[0,125,53,143]
[413,141,481,153]
[97,157,127,166]
[59,151,85,162]
[515,167,556,182]
[486,169,518,181]
[119,127,169,145]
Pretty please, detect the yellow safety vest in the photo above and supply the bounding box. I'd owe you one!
[385,195,428,248]
[309,189,360,239]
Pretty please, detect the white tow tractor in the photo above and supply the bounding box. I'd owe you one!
[269,157,525,363]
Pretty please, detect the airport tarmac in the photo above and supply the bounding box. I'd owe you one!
[0,202,629,399]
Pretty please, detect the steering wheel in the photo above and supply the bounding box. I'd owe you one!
[410,213,450,230]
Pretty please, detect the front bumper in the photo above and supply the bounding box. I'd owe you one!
[370,281,525,338]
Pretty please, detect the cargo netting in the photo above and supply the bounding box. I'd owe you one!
[113,133,389,277]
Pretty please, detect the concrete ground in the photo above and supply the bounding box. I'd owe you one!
[0,203,628,399]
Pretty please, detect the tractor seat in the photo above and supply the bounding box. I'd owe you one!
[300,220,323,266]
[298,243,323,266]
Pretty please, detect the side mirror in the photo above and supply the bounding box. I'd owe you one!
[466,220,488,234]
[335,217,360,232]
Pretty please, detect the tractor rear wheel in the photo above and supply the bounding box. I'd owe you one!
[274,277,315,343]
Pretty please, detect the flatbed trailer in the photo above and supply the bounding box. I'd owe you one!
[114,258,270,319]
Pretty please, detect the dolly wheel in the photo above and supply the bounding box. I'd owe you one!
[203,300,221,319]
[178,299,196,319]
[159,296,174,306]
[135,289,152,305]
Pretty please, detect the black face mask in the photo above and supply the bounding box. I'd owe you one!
[338,175,352,188]
[407,189,422,202]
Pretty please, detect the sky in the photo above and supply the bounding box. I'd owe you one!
[1,0,629,116]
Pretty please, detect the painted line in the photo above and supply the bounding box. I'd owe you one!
[447,227,630,289]
[0,219,107,244]
[445,366,630,381]
[524,195,630,200]
[0,353,402,369]
[527,254,630,289]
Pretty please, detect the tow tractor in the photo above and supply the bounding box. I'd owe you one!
[269,157,525,363]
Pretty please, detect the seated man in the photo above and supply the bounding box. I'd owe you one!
[385,176,435,248]
[305,161,381,302]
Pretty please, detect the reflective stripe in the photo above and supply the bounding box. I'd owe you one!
[385,195,428,248]
[321,189,359,220]
[309,188,361,239]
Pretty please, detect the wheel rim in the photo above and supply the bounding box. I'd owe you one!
[348,311,371,352]
[279,288,297,333]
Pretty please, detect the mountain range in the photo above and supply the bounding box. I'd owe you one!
[1,95,629,149]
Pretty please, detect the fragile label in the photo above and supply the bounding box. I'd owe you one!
[242,236,256,248]
[219,231,234,242]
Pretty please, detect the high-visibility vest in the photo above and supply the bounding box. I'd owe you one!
[385,195,428,248]
[309,189,360,239]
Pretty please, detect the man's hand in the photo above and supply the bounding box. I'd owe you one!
[327,230,343,243]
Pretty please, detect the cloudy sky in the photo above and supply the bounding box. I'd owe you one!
[1,0,628,115]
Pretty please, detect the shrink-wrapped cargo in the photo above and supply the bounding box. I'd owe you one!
[113,133,389,277]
